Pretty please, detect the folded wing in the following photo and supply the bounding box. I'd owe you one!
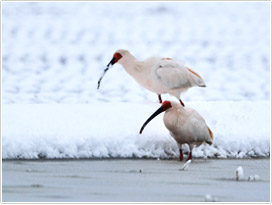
[155,58,192,89]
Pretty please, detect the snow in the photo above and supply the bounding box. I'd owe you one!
[2,2,270,159]
[2,101,270,159]
[2,2,270,103]
[236,166,244,181]
[205,194,218,202]
[248,175,260,181]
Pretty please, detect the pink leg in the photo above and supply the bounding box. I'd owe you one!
[158,94,162,103]
[179,99,185,107]
[179,149,183,161]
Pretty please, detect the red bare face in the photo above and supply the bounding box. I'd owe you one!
[162,101,172,111]
[113,52,122,63]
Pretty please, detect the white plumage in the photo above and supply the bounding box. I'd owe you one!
[140,101,213,161]
[98,49,206,106]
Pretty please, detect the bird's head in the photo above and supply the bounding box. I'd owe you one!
[107,49,130,66]
[139,101,172,134]
[97,49,130,89]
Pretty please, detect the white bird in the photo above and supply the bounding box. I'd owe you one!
[97,49,206,106]
[139,101,213,161]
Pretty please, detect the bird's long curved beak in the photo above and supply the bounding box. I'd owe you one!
[97,57,116,89]
[107,57,116,67]
[139,106,164,134]
[140,101,172,134]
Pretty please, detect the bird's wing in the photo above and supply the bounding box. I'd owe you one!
[188,109,213,143]
[185,109,206,134]
[154,58,191,89]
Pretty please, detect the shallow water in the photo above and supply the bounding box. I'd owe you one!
[2,158,270,202]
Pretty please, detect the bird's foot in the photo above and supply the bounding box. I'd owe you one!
[179,160,191,171]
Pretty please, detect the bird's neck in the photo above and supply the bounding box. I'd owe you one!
[163,109,181,130]
[119,56,144,75]
[165,106,188,129]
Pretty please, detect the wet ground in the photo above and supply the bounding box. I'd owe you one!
[2,158,270,202]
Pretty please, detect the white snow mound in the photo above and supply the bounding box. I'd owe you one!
[2,101,270,159]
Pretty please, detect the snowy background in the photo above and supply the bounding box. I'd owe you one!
[2,2,270,159]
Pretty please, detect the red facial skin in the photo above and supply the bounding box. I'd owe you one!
[113,53,122,63]
[161,100,172,111]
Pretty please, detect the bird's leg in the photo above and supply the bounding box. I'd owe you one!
[187,144,194,161]
[187,151,192,161]
[158,94,162,103]
[179,149,183,161]
[179,99,185,107]
[178,143,183,161]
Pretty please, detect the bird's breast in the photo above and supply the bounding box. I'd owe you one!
[132,68,168,94]
[163,111,186,132]
[163,110,199,144]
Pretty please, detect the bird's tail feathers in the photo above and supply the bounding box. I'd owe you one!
[205,126,214,145]
[186,67,206,87]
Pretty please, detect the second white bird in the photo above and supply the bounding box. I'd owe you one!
[139,101,213,161]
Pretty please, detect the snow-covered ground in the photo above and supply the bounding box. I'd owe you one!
[2,2,270,159]
[3,101,270,159]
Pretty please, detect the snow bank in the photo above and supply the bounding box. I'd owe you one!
[2,2,270,159]
[2,101,270,159]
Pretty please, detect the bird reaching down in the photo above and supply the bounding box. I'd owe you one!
[97,49,206,106]
[139,101,213,161]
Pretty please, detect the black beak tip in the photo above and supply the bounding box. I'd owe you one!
[139,127,144,134]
